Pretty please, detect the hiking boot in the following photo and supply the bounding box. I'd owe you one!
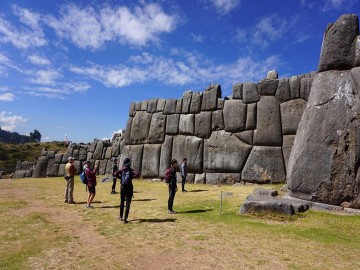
[111,190,116,194]
[182,190,187,192]
[119,216,123,221]
[168,210,177,214]
[86,205,94,209]
[64,200,68,203]
[124,220,128,224]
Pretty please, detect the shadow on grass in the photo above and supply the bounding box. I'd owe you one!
[136,218,176,223]
[132,198,156,202]
[179,209,213,214]
[187,189,209,193]
[99,205,120,208]
[75,201,103,205]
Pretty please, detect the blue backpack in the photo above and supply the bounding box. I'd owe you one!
[80,171,88,185]
[121,169,132,186]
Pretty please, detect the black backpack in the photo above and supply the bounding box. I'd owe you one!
[121,169,132,186]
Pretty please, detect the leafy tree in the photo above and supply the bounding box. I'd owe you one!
[29,129,41,142]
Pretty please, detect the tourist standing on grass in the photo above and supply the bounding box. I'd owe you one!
[180,158,188,192]
[114,158,139,224]
[111,158,119,194]
[84,161,98,209]
[168,159,178,214]
[64,157,77,204]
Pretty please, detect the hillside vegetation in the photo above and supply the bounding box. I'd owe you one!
[0,142,67,174]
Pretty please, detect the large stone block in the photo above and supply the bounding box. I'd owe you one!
[140,100,148,111]
[242,146,286,183]
[130,111,152,144]
[182,91,192,114]
[148,112,166,144]
[88,140,98,153]
[356,36,360,67]
[194,173,206,184]
[223,100,246,132]
[290,76,300,99]
[275,78,291,103]
[147,99,158,113]
[156,98,166,112]
[166,114,180,135]
[58,164,65,177]
[129,102,135,116]
[217,99,224,109]
[206,173,241,184]
[54,153,63,164]
[176,99,183,114]
[93,141,104,160]
[111,142,120,157]
[300,78,312,101]
[98,160,107,175]
[47,151,55,159]
[159,136,173,178]
[245,103,256,130]
[257,79,278,96]
[179,114,194,135]
[33,156,49,178]
[235,130,253,145]
[280,99,307,135]
[172,135,203,173]
[204,130,252,173]
[61,147,73,163]
[253,96,282,146]
[46,160,59,177]
[135,102,141,111]
[105,147,112,159]
[190,92,202,113]
[120,145,144,174]
[164,99,177,115]
[243,83,260,104]
[318,14,359,72]
[141,144,161,178]
[212,110,224,131]
[123,117,132,145]
[194,111,212,139]
[287,70,360,207]
[282,135,296,172]
[232,83,243,99]
[201,84,221,111]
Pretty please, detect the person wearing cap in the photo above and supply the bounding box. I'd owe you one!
[167,159,178,214]
[111,158,119,194]
[84,160,98,209]
[64,157,77,204]
[114,158,139,223]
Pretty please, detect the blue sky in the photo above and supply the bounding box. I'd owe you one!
[0,0,358,143]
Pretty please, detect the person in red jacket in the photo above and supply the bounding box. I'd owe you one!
[84,160,98,209]
[114,158,139,223]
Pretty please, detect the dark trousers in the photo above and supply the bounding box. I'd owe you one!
[111,177,117,191]
[120,186,133,221]
[181,176,186,191]
[168,187,176,211]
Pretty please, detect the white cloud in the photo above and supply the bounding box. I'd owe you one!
[191,33,204,43]
[0,52,23,72]
[27,54,51,65]
[0,111,27,131]
[210,0,241,15]
[300,0,315,9]
[24,81,90,99]
[29,69,61,85]
[322,0,345,11]
[0,92,15,101]
[0,6,47,49]
[44,3,178,50]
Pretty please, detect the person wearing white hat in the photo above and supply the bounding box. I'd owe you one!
[64,157,77,204]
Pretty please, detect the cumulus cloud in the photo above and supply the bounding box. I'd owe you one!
[24,81,90,99]
[209,0,241,14]
[29,69,61,85]
[44,3,178,50]
[0,52,23,72]
[27,54,51,65]
[69,49,281,91]
[0,92,15,101]
[0,111,27,131]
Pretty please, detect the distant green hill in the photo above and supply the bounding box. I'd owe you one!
[0,142,67,174]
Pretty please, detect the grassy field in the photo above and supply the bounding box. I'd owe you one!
[1,177,360,270]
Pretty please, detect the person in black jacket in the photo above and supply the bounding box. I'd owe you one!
[114,158,139,223]
[111,158,119,194]
[168,159,178,214]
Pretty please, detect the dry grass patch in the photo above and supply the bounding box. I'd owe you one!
[0,177,360,270]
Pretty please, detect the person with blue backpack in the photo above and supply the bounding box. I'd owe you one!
[114,158,139,223]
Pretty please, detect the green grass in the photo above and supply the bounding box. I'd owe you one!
[1,177,360,270]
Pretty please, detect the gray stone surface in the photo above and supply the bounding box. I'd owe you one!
[253,188,278,197]
[282,135,296,172]
[13,170,27,179]
[58,164,65,177]
[235,130,253,145]
[105,159,112,174]
[176,99,183,114]
[98,160,107,175]
[147,99,158,113]
[240,195,295,215]
[33,156,49,178]
[253,96,282,146]
[179,114,195,135]
[245,103,256,130]
[287,70,360,207]
[275,78,291,103]
[120,145,144,174]
[54,153,63,164]
[212,110,224,131]
[206,173,241,184]
[201,84,221,111]
[156,98,166,112]
[172,135,203,173]
[194,111,212,139]
[72,149,79,160]
[300,78,312,101]
[105,147,112,159]
[280,99,307,135]
[47,150,55,159]
[130,111,152,144]
[93,141,104,160]
[217,99,224,109]
[124,117,133,145]
[159,136,173,178]
[290,76,300,99]
[318,14,359,72]
[88,140,98,153]
[135,102,141,111]
[204,130,252,172]
[111,142,120,158]
[164,99,177,115]
[141,144,161,178]
[257,79,279,96]
[232,83,243,99]
[223,100,246,132]
[46,159,58,177]
[194,173,206,184]
[148,112,166,144]
[140,100,148,111]
[356,36,360,67]
[182,91,192,114]
[129,102,135,116]
[190,92,202,113]
[243,83,260,104]
[166,114,180,135]
[242,146,286,183]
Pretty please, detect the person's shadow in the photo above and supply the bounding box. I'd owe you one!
[136,218,176,223]
[187,189,208,193]
[179,209,213,214]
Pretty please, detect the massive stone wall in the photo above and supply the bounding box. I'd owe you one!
[122,72,316,184]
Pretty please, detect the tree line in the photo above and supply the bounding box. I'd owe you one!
[0,128,42,144]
